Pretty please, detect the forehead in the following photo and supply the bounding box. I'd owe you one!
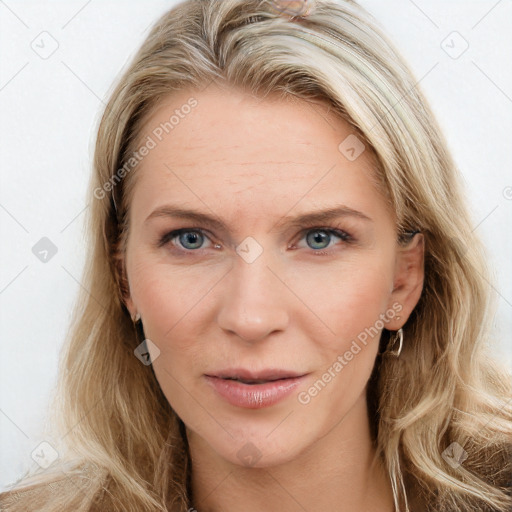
[138,84,361,162]
[128,84,390,223]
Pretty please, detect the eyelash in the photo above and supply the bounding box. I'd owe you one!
[158,226,354,257]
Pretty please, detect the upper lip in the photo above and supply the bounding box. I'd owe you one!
[206,368,307,381]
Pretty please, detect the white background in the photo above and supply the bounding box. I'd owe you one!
[1,0,511,490]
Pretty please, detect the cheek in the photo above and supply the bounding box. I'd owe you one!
[332,266,392,338]
[128,241,396,363]
[129,264,210,412]
[291,253,395,343]
[293,261,395,415]
[130,244,396,350]
[128,255,222,362]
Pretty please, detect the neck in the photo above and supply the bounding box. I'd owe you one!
[188,393,395,512]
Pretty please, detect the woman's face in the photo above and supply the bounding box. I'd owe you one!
[124,83,423,468]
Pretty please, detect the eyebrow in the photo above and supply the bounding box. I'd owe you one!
[145,204,373,233]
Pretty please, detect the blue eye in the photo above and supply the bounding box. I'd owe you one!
[159,227,352,255]
[159,229,212,251]
[176,230,205,250]
[299,228,351,251]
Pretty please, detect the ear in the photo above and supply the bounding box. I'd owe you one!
[386,233,424,330]
[112,239,137,319]
[124,294,137,320]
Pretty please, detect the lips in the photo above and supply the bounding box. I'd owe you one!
[204,368,308,409]
[223,377,281,385]
[208,368,306,381]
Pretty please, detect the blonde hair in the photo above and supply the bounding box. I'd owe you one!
[2,1,511,511]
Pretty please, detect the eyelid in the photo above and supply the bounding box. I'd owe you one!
[159,225,354,254]
[158,227,217,249]
[293,225,352,240]
[289,226,353,251]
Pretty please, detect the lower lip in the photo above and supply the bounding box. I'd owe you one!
[204,375,306,409]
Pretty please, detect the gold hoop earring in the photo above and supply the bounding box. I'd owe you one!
[386,328,403,357]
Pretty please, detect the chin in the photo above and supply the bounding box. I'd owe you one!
[201,419,315,469]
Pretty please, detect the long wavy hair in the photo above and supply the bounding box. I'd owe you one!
[2,1,511,511]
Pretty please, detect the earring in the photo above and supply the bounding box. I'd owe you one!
[131,312,146,347]
[386,328,403,357]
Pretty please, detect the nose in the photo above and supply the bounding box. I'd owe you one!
[216,248,290,344]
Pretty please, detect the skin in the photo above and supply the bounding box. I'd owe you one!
[124,82,424,511]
